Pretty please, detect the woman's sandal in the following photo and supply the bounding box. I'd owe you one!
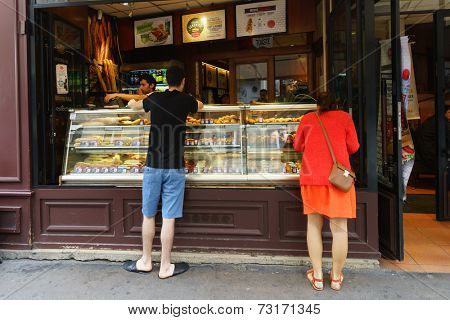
[330,272,344,291]
[306,268,324,291]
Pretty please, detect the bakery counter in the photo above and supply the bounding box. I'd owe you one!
[60,104,315,186]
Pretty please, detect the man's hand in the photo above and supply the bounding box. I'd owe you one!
[197,99,204,111]
[104,93,118,103]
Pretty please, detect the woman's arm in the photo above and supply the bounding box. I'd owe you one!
[346,114,360,155]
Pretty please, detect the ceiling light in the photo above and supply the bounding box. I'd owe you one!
[122,2,129,6]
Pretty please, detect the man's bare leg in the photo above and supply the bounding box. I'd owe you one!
[136,216,155,272]
[158,218,176,278]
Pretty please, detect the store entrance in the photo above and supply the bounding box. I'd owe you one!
[375,4,450,270]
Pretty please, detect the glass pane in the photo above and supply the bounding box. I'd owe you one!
[185,110,243,175]
[246,108,307,176]
[236,62,268,104]
[331,4,347,104]
[374,0,395,185]
[64,111,150,175]
[444,16,450,215]
[275,54,310,103]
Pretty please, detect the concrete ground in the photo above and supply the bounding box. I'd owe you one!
[0,259,449,299]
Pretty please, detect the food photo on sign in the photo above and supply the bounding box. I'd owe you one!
[134,16,173,48]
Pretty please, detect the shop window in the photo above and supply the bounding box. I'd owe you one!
[236,62,268,104]
[274,54,310,103]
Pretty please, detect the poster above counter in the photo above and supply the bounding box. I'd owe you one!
[182,10,226,43]
[134,16,173,48]
[236,0,286,38]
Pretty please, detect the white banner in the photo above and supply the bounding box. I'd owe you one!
[236,0,286,37]
[0,300,445,320]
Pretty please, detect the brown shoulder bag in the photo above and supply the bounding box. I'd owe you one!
[314,112,355,192]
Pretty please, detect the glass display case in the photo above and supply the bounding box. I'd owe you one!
[60,104,316,186]
[60,109,150,185]
[245,104,308,182]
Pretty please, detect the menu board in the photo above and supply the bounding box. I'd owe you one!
[236,0,286,37]
[182,10,226,43]
[135,16,173,48]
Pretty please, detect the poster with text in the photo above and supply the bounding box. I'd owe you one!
[56,64,68,95]
[236,0,286,37]
[135,16,173,48]
[182,10,226,43]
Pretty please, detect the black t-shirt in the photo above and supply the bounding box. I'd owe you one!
[143,90,198,169]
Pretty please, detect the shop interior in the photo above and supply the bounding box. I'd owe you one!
[31,1,319,188]
[374,0,450,272]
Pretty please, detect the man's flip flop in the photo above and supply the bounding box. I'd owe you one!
[122,260,152,274]
[158,262,190,279]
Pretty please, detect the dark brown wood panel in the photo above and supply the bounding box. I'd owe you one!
[0,193,31,249]
[0,206,21,234]
[123,198,269,239]
[0,0,30,189]
[287,0,316,33]
[40,200,113,234]
[31,187,379,259]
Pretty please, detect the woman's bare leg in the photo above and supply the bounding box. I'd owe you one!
[329,218,348,279]
[307,213,324,284]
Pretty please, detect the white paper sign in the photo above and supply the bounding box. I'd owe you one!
[56,64,68,95]
[134,16,173,48]
[236,0,286,37]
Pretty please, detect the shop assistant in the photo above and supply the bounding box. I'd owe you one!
[104,74,156,104]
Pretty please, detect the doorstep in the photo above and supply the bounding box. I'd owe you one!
[0,248,379,270]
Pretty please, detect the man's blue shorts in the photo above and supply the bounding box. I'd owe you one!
[142,166,186,219]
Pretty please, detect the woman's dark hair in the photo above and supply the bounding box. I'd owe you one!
[166,64,185,87]
[317,92,338,113]
[139,74,156,87]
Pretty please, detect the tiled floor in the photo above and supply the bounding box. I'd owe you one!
[380,213,450,273]
[406,186,435,195]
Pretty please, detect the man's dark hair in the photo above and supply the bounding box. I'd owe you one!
[317,92,338,113]
[139,74,157,87]
[166,64,185,87]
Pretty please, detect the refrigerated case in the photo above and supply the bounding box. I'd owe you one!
[60,104,316,186]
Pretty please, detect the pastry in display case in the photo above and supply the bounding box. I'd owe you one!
[185,106,244,178]
[60,104,316,186]
[245,104,311,180]
[60,109,150,185]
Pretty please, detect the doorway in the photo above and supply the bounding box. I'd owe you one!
[375,2,450,271]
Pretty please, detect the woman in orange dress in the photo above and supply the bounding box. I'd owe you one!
[294,93,360,291]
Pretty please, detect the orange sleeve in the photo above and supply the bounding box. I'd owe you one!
[346,114,360,155]
[293,120,305,152]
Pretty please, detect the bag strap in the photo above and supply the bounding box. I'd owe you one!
[314,112,337,164]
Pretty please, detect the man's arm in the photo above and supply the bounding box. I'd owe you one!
[104,93,147,103]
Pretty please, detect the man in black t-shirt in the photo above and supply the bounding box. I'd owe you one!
[124,64,203,279]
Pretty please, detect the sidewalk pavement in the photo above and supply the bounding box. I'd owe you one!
[0,259,449,300]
